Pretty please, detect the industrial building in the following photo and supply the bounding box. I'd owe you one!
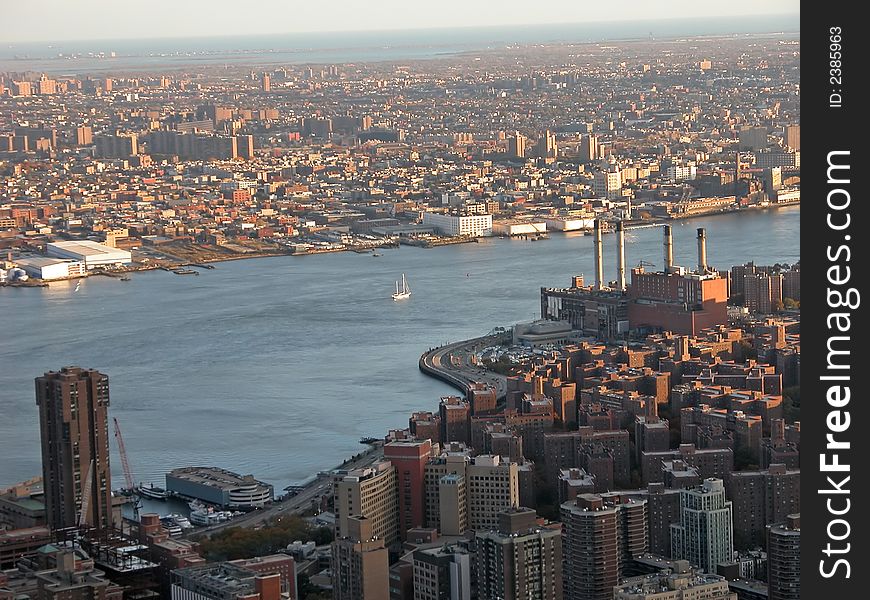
[165,467,273,509]
[14,256,85,280]
[46,241,132,269]
[421,212,492,237]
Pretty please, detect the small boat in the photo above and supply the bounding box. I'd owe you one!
[136,484,169,500]
[120,275,131,281]
[173,268,199,275]
[372,253,383,257]
[392,273,411,301]
[74,281,81,292]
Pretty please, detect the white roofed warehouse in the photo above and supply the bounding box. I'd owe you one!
[46,240,132,269]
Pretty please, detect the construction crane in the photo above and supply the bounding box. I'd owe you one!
[636,260,656,269]
[113,417,141,520]
[113,418,136,492]
[78,460,94,528]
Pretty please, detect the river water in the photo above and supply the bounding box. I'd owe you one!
[0,207,799,490]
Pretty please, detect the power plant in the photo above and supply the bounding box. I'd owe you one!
[541,221,728,338]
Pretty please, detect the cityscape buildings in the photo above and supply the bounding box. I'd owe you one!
[0,15,803,600]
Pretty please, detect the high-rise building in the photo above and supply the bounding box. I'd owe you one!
[743,271,783,314]
[37,74,57,95]
[508,132,526,159]
[614,560,736,599]
[237,135,255,160]
[411,543,472,600]
[580,134,599,162]
[467,382,497,416]
[671,479,734,574]
[261,73,271,92]
[784,125,800,151]
[738,127,767,151]
[438,397,470,444]
[767,514,799,600]
[384,440,431,539]
[332,516,390,600]
[35,367,114,532]
[475,509,563,600]
[726,464,800,549]
[466,455,519,531]
[560,494,648,600]
[334,461,399,546]
[75,126,93,146]
[424,452,470,533]
[593,169,622,200]
[94,134,138,158]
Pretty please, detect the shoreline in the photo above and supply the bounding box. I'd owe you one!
[0,204,800,289]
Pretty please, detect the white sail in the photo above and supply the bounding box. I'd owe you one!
[392,273,411,300]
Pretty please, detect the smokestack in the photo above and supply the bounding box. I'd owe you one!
[616,220,626,291]
[593,219,604,290]
[697,228,708,273]
[663,225,674,272]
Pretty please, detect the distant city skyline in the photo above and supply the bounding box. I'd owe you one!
[7,0,799,44]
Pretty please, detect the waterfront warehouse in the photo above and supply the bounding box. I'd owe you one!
[46,240,132,269]
[165,467,273,509]
[14,256,86,280]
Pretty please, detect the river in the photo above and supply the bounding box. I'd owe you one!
[0,207,799,490]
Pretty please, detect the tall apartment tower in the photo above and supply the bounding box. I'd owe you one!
[35,367,114,532]
[332,516,390,600]
[75,126,93,146]
[508,132,526,159]
[784,125,800,151]
[383,440,431,539]
[466,455,519,531]
[767,514,800,600]
[726,464,800,549]
[475,509,563,600]
[671,478,734,574]
[560,494,648,600]
[334,461,399,546]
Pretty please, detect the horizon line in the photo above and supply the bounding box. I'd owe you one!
[6,12,800,46]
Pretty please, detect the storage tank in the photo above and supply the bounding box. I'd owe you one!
[9,268,28,281]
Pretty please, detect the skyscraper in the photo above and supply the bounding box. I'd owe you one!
[475,508,563,600]
[671,479,734,574]
[35,367,113,532]
[767,514,800,600]
[560,494,648,600]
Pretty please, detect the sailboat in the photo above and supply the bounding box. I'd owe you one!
[392,273,411,300]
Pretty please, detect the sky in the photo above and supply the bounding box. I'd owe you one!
[6,0,799,44]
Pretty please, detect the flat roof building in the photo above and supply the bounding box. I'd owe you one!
[165,467,273,509]
[46,241,131,269]
[15,256,86,280]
